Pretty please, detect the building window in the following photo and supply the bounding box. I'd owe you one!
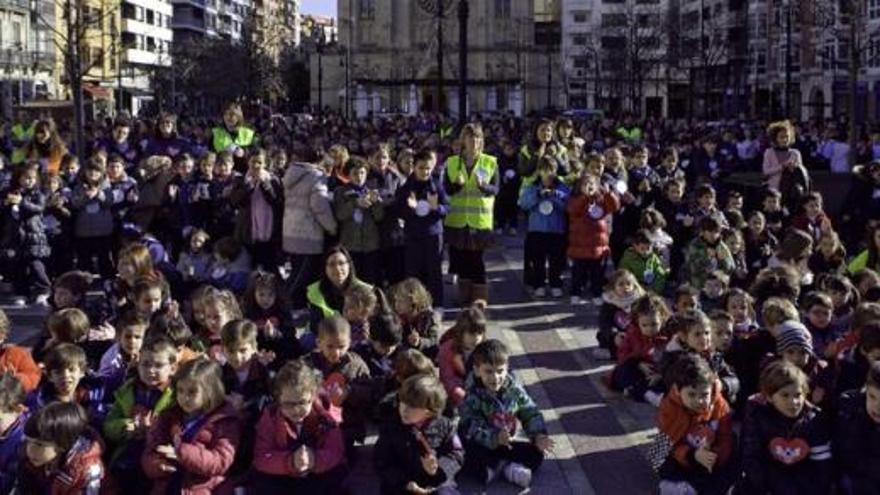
[870,0,880,20]
[572,34,587,46]
[573,10,588,23]
[146,9,154,24]
[601,13,627,28]
[358,0,374,20]
[12,21,22,47]
[495,0,511,18]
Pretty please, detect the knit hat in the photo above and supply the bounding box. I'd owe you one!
[776,320,814,355]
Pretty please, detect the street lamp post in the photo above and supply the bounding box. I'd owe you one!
[784,0,792,117]
[458,0,468,125]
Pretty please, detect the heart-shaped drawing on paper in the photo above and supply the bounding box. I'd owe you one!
[769,437,809,465]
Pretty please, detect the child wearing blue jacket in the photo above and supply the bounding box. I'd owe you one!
[518,156,570,297]
[395,150,449,308]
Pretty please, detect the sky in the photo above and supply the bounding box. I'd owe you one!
[301,0,337,17]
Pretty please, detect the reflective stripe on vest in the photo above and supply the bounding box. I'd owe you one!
[444,153,496,230]
[212,126,255,153]
[306,281,337,318]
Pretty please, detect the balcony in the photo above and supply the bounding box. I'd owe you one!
[0,49,54,69]
[172,16,207,31]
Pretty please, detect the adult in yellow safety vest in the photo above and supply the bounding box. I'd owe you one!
[305,246,371,339]
[517,118,568,189]
[444,123,499,306]
[212,102,258,170]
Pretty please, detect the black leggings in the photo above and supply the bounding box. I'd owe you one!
[448,246,487,284]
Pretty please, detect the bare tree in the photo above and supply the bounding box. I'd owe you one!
[676,0,730,118]
[36,0,119,159]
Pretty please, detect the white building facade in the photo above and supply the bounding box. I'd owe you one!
[121,0,174,114]
[0,0,55,116]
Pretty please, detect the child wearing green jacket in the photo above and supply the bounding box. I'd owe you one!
[103,336,178,493]
[619,229,668,294]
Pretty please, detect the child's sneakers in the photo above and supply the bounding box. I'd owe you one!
[534,287,546,298]
[503,462,533,488]
[550,287,564,298]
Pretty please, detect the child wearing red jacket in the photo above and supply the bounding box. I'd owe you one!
[251,360,347,492]
[0,308,41,392]
[610,294,669,406]
[651,354,736,494]
[142,358,241,495]
[566,173,620,305]
[18,402,105,495]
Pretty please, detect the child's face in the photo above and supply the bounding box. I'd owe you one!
[703,279,725,299]
[176,378,206,414]
[53,287,77,309]
[474,361,509,393]
[215,159,233,178]
[727,196,743,211]
[398,401,434,425]
[678,383,713,413]
[255,285,276,310]
[177,159,194,178]
[199,161,214,177]
[350,167,368,187]
[769,383,806,419]
[581,176,600,196]
[138,351,176,389]
[85,168,102,184]
[117,259,137,282]
[700,229,721,244]
[204,302,231,335]
[781,347,810,369]
[343,300,370,324]
[711,320,734,353]
[413,160,434,181]
[19,171,37,190]
[807,305,832,329]
[727,295,750,323]
[763,196,781,211]
[614,278,636,297]
[805,200,822,218]
[371,339,397,357]
[867,384,880,424]
[249,155,267,175]
[120,325,147,357]
[818,236,836,255]
[634,242,652,257]
[697,193,714,209]
[190,234,206,253]
[278,387,314,424]
[684,325,712,353]
[25,438,59,467]
[637,313,662,337]
[829,289,847,309]
[666,183,683,202]
[748,215,765,233]
[135,288,163,318]
[108,161,124,180]
[726,235,743,254]
[225,339,257,370]
[676,295,699,314]
[49,364,85,397]
[318,334,350,365]
[393,298,413,317]
[46,176,61,193]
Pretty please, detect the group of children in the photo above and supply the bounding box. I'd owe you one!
[504,117,880,494]
[3,109,880,494]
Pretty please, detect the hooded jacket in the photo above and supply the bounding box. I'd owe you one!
[282,163,337,255]
[655,381,733,472]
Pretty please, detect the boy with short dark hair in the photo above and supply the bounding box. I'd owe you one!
[459,339,553,489]
[103,336,178,492]
[375,373,463,494]
[618,229,668,294]
[651,354,735,494]
[27,343,108,426]
[685,217,735,291]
